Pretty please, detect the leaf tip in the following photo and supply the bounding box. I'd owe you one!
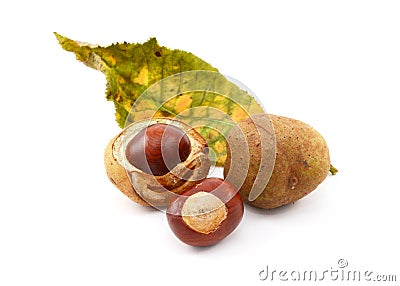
[54,32,72,51]
[54,32,65,44]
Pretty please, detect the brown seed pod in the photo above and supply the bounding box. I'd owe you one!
[224,114,331,209]
[104,117,211,207]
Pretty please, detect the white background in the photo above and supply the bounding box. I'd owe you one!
[1,1,399,285]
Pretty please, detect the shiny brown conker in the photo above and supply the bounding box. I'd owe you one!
[125,123,191,176]
[166,178,244,247]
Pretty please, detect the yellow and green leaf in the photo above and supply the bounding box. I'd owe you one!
[55,33,265,165]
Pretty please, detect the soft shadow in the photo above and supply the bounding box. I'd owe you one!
[185,242,220,254]
[245,201,301,216]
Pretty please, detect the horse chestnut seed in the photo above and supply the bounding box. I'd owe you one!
[125,123,191,176]
[166,178,244,246]
[105,117,210,207]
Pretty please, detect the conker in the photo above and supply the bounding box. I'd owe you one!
[125,123,191,176]
[105,117,210,207]
[166,178,244,247]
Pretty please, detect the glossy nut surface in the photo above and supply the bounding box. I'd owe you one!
[125,123,191,176]
[166,178,244,246]
[107,117,210,207]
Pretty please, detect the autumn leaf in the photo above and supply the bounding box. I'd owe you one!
[55,33,265,165]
